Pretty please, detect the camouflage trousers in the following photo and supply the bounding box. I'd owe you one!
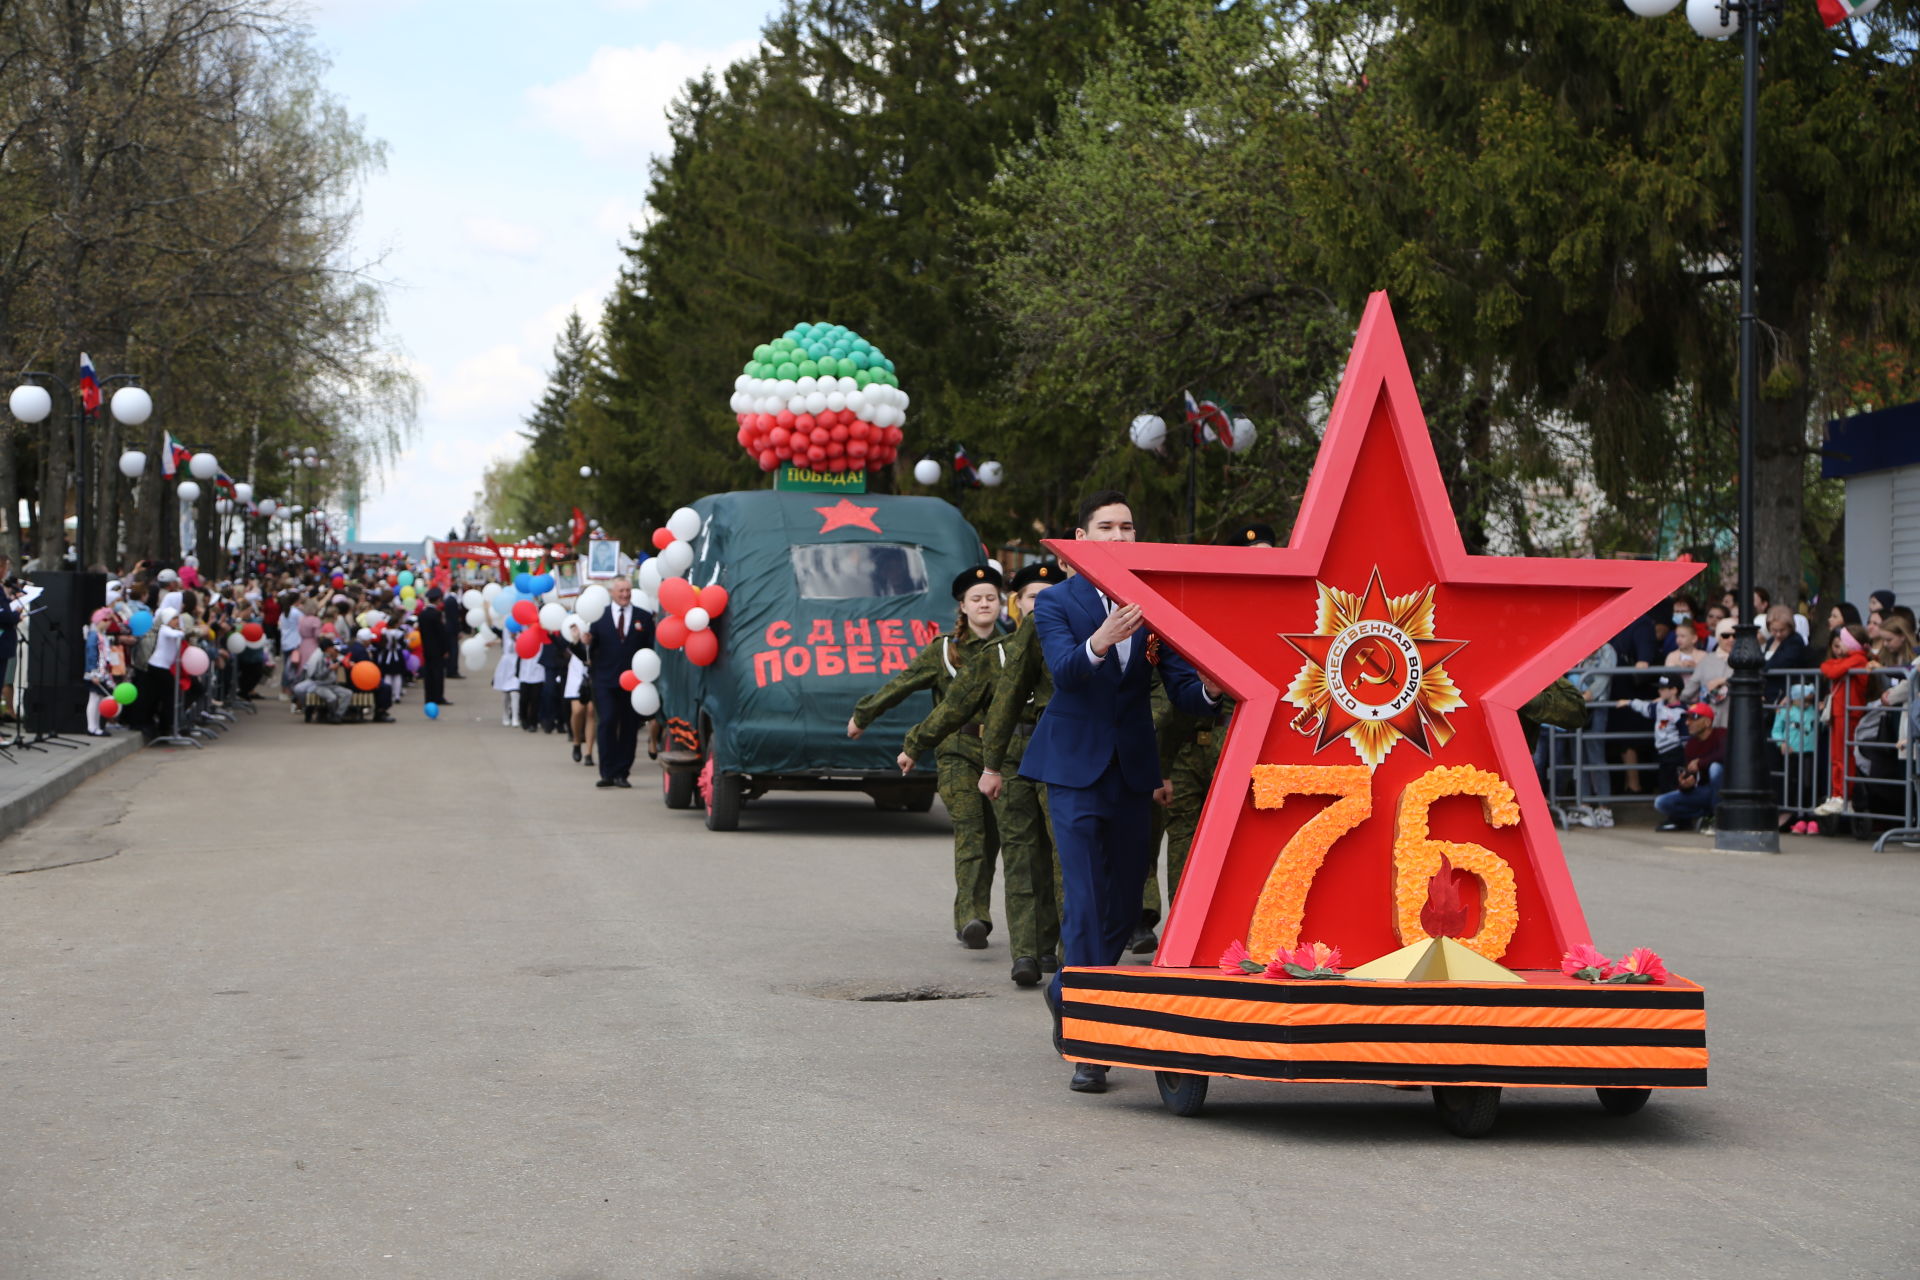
[1141,730,1221,924]
[938,744,1000,934]
[994,750,1061,962]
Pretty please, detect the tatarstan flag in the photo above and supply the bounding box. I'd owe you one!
[1817,0,1881,26]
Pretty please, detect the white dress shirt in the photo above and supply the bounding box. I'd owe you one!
[1084,590,1133,670]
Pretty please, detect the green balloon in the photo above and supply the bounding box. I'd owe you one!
[753,344,773,362]
[836,357,857,377]
[797,360,820,378]
[113,682,137,705]
[776,361,798,380]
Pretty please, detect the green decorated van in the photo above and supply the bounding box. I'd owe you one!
[655,489,983,830]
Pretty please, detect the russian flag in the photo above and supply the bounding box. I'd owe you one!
[78,353,102,414]
[161,432,182,478]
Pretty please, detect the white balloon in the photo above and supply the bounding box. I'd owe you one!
[913,458,942,486]
[462,589,485,612]
[897,391,910,410]
[561,612,586,641]
[805,392,828,416]
[1228,418,1258,454]
[977,460,1005,487]
[8,384,52,423]
[232,482,253,503]
[839,376,858,393]
[630,684,660,717]
[1686,0,1736,37]
[637,559,663,593]
[826,392,846,412]
[776,379,797,396]
[575,584,610,623]
[685,606,711,632]
[461,637,491,672]
[226,632,248,654]
[538,602,566,632]
[730,392,750,413]
[734,374,750,390]
[787,395,808,414]
[631,648,662,682]
[188,452,218,480]
[657,540,694,576]
[177,480,201,502]
[1129,414,1168,452]
[118,450,147,478]
[109,386,153,425]
[797,375,817,391]
[635,591,657,615]
[666,506,702,542]
[482,582,501,601]
[258,499,277,516]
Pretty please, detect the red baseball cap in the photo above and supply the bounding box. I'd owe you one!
[1687,702,1715,718]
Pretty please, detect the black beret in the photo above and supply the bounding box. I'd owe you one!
[951,565,1005,599]
[1226,522,1277,547]
[1009,562,1062,593]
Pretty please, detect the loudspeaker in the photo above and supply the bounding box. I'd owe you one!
[24,571,105,736]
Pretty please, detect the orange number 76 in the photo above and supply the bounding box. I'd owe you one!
[1246,763,1521,963]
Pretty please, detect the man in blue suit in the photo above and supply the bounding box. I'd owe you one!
[589,577,655,789]
[1016,490,1219,1093]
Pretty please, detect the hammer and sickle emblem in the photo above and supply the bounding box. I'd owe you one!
[1354,639,1399,686]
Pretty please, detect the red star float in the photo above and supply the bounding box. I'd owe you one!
[1049,294,1698,971]
[815,498,881,533]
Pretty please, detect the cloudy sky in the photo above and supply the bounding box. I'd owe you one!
[305,0,773,540]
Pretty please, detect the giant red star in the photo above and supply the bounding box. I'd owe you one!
[814,498,881,533]
[1049,294,1698,971]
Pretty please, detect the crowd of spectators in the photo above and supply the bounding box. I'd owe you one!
[1546,585,1916,836]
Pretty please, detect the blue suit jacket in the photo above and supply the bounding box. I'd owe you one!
[588,605,654,690]
[1019,572,1213,793]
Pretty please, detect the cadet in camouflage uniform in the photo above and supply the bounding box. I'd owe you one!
[1137,523,1276,951]
[849,565,1007,948]
[902,562,1065,986]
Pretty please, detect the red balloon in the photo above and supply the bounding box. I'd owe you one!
[809,427,829,445]
[794,413,815,433]
[656,615,689,650]
[619,670,640,691]
[511,600,538,625]
[888,426,903,444]
[826,440,844,458]
[757,413,776,432]
[697,584,729,618]
[775,410,795,429]
[240,622,264,642]
[736,426,754,447]
[847,440,869,460]
[685,627,719,666]
[371,620,387,636]
[769,427,789,447]
[657,577,698,617]
[828,457,848,473]
[101,698,121,719]
[651,527,674,550]
[849,420,870,440]
[775,443,793,461]
[515,629,542,660]
[807,445,828,464]
[829,424,848,442]
[758,450,779,472]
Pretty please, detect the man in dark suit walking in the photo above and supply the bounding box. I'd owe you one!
[589,576,653,788]
[417,589,451,707]
[1019,490,1219,1093]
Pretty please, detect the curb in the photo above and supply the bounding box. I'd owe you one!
[0,733,142,837]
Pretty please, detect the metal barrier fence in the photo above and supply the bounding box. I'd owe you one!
[1534,664,1916,852]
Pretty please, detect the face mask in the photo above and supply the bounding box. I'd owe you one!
[1672,611,1690,625]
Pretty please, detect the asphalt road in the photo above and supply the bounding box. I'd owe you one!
[2,700,1915,1279]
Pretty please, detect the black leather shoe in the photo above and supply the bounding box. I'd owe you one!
[1069,1064,1108,1093]
[1010,956,1042,987]
[613,777,632,789]
[373,713,394,723]
[596,778,618,789]
[1040,955,1059,973]
[572,744,582,762]
[1129,926,1159,955]
[957,918,990,949]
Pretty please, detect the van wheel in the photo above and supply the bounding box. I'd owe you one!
[903,786,935,813]
[705,770,743,831]
[664,767,696,810]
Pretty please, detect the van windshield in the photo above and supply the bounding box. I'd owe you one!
[790,543,929,599]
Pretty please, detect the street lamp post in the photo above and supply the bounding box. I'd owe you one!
[1624,0,1780,852]
[8,372,151,567]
